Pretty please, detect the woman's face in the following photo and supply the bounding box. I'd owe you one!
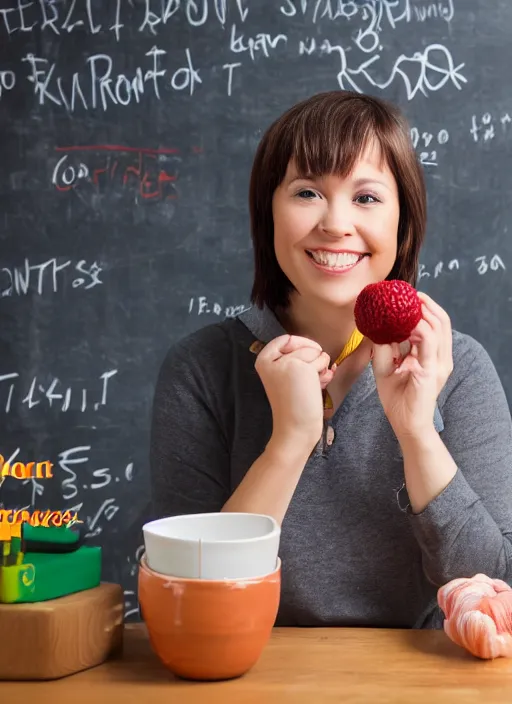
[272,142,400,310]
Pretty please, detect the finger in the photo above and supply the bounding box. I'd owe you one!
[417,292,450,326]
[281,335,323,355]
[394,353,424,377]
[312,351,331,374]
[319,361,337,390]
[257,334,322,362]
[408,318,437,370]
[319,368,335,390]
[285,346,327,364]
[415,304,444,366]
[418,303,442,336]
[283,335,322,353]
[417,292,453,356]
[371,343,396,378]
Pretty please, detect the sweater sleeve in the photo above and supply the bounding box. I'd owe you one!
[149,334,232,520]
[407,335,512,587]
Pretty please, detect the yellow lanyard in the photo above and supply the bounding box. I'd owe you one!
[249,327,365,419]
[323,328,364,417]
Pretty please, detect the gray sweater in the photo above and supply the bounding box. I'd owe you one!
[149,305,512,628]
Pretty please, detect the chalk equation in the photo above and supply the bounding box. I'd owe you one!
[0,0,466,109]
[73,497,120,540]
[0,369,117,414]
[419,255,507,281]
[0,0,454,37]
[410,126,449,167]
[51,145,195,203]
[0,0,250,38]
[2,444,134,541]
[55,444,134,501]
[234,36,464,103]
[470,112,512,143]
[279,1,453,24]
[15,47,202,109]
[1,258,103,298]
[188,296,250,318]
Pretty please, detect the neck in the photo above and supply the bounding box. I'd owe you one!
[277,294,364,364]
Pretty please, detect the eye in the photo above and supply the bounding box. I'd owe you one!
[355,193,380,204]
[296,189,318,199]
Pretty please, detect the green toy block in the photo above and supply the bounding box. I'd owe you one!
[0,546,101,603]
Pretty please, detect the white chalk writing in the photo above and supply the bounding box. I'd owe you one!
[2,443,132,542]
[0,0,466,109]
[124,542,146,619]
[188,296,250,318]
[411,1,454,23]
[230,24,287,61]
[307,40,466,100]
[279,0,454,25]
[0,370,117,414]
[278,2,464,100]
[0,69,16,99]
[137,0,248,34]
[57,445,134,538]
[124,590,140,620]
[0,0,249,36]
[470,111,512,143]
[419,255,506,280]
[410,126,449,167]
[127,544,146,579]
[222,61,241,96]
[1,258,103,297]
[21,46,200,112]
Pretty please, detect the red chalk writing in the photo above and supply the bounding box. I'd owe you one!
[51,145,199,203]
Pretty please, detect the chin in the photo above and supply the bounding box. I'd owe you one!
[294,289,356,312]
[309,282,367,309]
[320,294,358,310]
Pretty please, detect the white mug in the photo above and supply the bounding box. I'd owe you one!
[142,512,281,580]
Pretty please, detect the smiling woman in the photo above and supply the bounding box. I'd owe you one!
[149,91,512,630]
[272,146,400,328]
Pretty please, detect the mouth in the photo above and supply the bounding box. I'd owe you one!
[305,249,370,273]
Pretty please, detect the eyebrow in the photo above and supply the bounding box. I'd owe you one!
[287,174,312,184]
[351,177,392,191]
[288,175,392,191]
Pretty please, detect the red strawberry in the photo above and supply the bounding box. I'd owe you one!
[354,280,422,345]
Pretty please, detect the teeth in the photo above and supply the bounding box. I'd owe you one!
[309,251,362,268]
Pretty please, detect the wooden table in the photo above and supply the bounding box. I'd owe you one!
[1,623,511,703]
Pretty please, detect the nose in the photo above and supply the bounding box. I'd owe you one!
[319,201,356,239]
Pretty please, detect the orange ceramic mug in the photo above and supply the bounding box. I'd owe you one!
[138,553,281,681]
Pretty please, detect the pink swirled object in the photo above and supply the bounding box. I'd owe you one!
[437,573,512,659]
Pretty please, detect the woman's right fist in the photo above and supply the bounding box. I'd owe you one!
[254,334,333,451]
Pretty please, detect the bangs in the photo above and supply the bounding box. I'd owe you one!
[287,99,391,180]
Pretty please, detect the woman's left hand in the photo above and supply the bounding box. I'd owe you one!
[371,292,454,441]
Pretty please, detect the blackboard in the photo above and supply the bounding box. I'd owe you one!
[1,0,511,622]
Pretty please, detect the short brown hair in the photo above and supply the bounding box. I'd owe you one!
[249,90,427,311]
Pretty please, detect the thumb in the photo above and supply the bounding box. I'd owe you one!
[371,340,412,377]
[371,341,407,377]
